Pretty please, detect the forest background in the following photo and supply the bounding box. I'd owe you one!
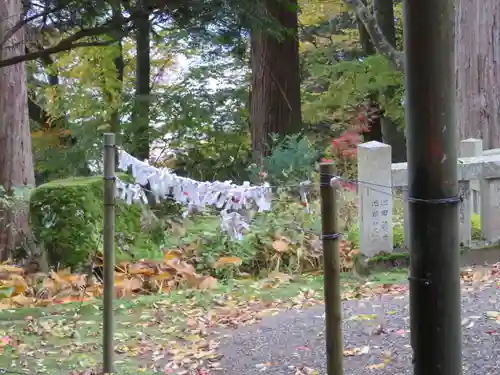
[0,0,497,275]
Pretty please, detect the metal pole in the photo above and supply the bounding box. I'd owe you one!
[103,133,116,374]
[403,1,462,375]
[319,163,344,375]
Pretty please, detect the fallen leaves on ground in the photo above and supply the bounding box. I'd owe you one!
[485,310,500,324]
[339,240,358,271]
[293,366,319,375]
[343,345,370,356]
[3,257,497,374]
[461,264,500,284]
[0,250,219,310]
[343,282,409,300]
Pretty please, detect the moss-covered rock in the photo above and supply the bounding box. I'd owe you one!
[29,176,155,269]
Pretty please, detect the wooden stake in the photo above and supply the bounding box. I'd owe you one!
[319,162,344,375]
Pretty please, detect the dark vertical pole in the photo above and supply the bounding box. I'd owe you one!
[103,133,116,374]
[403,1,462,375]
[319,163,344,375]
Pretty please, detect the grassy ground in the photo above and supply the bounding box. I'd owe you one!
[0,270,409,375]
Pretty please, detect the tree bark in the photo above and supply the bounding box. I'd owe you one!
[357,0,383,144]
[346,0,404,72]
[374,0,406,162]
[110,42,124,137]
[249,0,302,159]
[0,0,36,260]
[455,0,500,149]
[109,6,125,139]
[357,1,376,56]
[381,117,406,161]
[350,0,500,151]
[130,5,151,161]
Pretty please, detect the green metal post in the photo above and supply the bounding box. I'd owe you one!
[103,133,116,374]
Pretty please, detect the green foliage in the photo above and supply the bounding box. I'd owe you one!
[30,177,103,268]
[392,222,405,247]
[171,129,252,182]
[299,0,345,26]
[23,0,410,280]
[394,2,404,50]
[248,134,320,186]
[29,176,159,269]
[30,29,253,183]
[161,196,322,278]
[471,213,481,240]
[302,53,404,127]
[366,251,409,265]
[153,55,251,182]
[299,2,405,138]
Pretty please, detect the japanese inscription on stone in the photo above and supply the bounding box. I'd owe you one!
[369,198,390,241]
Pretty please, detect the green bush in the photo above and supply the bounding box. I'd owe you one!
[471,213,481,240]
[247,134,320,186]
[160,197,323,278]
[393,222,405,247]
[29,176,159,269]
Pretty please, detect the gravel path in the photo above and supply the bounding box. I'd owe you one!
[216,281,500,375]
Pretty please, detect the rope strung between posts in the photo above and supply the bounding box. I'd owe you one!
[319,173,465,205]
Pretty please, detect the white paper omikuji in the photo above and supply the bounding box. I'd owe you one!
[116,179,148,205]
[114,149,310,239]
[220,210,249,240]
[117,149,273,212]
[115,176,253,239]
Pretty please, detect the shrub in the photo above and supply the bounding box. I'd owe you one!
[247,134,320,187]
[160,195,324,278]
[321,115,369,184]
[29,176,160,269]
[471,213,481,240]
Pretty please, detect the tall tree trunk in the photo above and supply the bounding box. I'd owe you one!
[357,1,376,56]
[109,6,125,138]
[131,5,151,161]
[455,0,500,149]
[249,0,302,160]
[375,0,406,162]
[110,42,124,136]
[0,0,36,260]
[357,0,383,144]
[374,0,396,47]
[106,40,124,171]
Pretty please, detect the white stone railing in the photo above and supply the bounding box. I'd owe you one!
[357,139,500,257]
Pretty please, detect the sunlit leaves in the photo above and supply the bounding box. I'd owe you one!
[299,0,345,26]
[302,50,404,127]
[53,41,127,121]
[298,0,404,135]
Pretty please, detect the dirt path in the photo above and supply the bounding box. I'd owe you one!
[216,280,500,375]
